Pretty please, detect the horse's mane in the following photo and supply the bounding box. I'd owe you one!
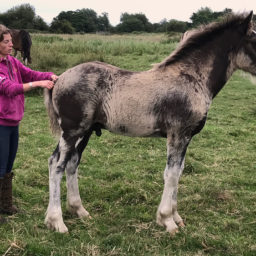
[20,30,32,51]
[156,13,251,69]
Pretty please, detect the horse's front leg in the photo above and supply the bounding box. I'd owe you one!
[157,135,189,235]
[172,157,185,227]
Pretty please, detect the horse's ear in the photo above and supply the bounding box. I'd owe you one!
[247,11,253,20]
[240,11,253,35]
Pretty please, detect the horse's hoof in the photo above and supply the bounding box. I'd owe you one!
[169,227,179,237]
[46,220,69,233]
[178,221,185,228]
[56,223,68,233]
[45,215,69,233]
[76,207,90,218]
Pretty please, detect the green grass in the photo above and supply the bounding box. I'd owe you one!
[29,33,175,73]
[0,34,256,256]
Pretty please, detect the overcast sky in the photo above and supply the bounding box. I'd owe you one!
[1,0,256,25]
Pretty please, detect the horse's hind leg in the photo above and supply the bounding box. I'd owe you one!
[20,52,28,65]
[45,141,67,233]
[23,50,30,65]
[66,131,93,218]
[45,135,79,233]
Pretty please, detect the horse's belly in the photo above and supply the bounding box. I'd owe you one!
[106,114,159,137]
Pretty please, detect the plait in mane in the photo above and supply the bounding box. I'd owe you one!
[156,12,252,69]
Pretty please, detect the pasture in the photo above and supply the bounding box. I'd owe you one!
[0,33,256,256]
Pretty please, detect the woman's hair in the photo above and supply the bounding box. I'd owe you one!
[0,24,10,42]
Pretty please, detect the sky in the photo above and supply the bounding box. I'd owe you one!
[1,0,256,26]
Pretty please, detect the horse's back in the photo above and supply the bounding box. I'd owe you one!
[10,29,22,50]
[54,61,134,92]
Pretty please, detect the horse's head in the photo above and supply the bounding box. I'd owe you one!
[235,11,256,75]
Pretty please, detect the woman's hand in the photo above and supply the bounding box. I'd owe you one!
[23,80,55,92]
[38,80,55,89]
[51,74,59,82]
[23,74,58,92]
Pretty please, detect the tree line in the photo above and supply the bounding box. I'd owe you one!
[0,4,255,34]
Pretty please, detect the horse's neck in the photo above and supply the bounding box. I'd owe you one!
[183,45,235,99]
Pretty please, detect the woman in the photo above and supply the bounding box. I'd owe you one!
[0,24,58,221]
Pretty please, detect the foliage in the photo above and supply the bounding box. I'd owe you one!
[97,12,111,32]
[0,3,49,31]
[33,16,49,31]
[116,13,153,33]
[51,9,104,33]
[50,19,75,34]
[0,4,244,34]
[166,19,189,33]
[0,33,256,256]
[190,7,232,27]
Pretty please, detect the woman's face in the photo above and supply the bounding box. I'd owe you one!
[0,33,13,58]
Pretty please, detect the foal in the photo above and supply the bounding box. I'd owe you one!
[44,12,256,234]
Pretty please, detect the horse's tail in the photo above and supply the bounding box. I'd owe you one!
[44,89,61,137]
[20,29,32,63]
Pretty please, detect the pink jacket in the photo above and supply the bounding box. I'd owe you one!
[0,56,53,126]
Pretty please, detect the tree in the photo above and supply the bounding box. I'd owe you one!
[32,16,49,31]
[166,19,188,33]
[97,12,111,32]
[190,7,233,28]
[53,9,99,33]
[190,7,215,27]
[117,12,152,32]
[50,19,75,34]
[0,4,48,31]
[1,4,35,29]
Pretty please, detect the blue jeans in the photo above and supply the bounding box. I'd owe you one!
[0,125,19,178]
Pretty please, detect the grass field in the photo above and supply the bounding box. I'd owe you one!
[0,33,256,256]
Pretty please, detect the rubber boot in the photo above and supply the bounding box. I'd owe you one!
[1,172,18,215]
[0,178,6,222]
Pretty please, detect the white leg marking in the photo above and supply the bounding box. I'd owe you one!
[172,158,185,227]
[66,138,90,218]
[157,164,180,235]
[45,157,68,233]
[66,160,90,218]
[45,137,69,233]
